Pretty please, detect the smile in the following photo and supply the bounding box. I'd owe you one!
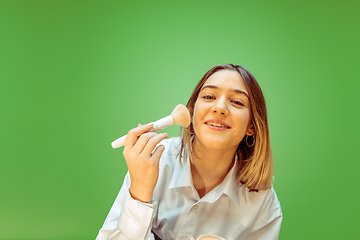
[205,121,231,129]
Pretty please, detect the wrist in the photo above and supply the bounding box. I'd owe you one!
[129,186,153,203]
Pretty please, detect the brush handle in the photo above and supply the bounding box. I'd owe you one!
[152,115,174,131]
[111,115,174,148]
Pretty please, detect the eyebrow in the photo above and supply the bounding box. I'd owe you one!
[200,85,249,98]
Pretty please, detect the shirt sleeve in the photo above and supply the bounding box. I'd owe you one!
[246,188,283,240]
[95,172,158,240]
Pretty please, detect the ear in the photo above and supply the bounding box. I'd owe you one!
[245,122,255,136]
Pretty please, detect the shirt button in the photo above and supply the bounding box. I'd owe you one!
[193,205,199,210]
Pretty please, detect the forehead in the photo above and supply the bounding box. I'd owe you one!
[203,70,247,91]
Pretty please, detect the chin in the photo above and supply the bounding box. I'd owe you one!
[202,138,237,150]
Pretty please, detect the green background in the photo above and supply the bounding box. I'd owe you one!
[1,0,359,239]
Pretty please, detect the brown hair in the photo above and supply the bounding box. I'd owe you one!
[178,64,273,191]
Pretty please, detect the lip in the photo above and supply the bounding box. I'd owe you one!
[204,119,231,130]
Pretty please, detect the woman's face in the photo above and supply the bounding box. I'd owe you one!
[192,70,254,151]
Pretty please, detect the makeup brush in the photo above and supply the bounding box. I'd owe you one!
[111,104,190,148]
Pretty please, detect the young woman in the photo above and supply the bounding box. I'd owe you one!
[96,64,283,240]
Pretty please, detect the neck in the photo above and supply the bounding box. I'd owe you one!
[191,138,237,198]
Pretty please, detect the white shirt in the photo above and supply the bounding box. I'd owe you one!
[96,137,283,240]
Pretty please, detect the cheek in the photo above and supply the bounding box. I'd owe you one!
[242,111,252,129]
[233,110,251,128]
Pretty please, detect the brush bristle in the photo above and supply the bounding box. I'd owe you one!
[170,104,190,127]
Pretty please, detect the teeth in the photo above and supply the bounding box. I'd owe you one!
[207,122,226,128]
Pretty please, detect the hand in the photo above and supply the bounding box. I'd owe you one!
[123,123,168,203]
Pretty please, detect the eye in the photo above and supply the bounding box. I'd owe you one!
[231,99,244,106]
[202,94,215,100]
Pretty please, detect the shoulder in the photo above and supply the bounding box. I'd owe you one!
[245,186,281,211]
[261,187,282,218]
[248,187,282,229]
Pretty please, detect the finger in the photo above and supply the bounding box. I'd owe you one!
[124,123,153,151]
[131,132,158,155]
[141,132,168,157]
[150,144,166,164]
[137,123,143,127]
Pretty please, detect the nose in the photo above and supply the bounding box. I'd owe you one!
[211,98,228,116]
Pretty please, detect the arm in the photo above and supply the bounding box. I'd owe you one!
[96,124,168,240]
[95,173,157,240]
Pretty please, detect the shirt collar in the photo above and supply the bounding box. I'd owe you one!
[169,155,241,206]
[202,158,241,206]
